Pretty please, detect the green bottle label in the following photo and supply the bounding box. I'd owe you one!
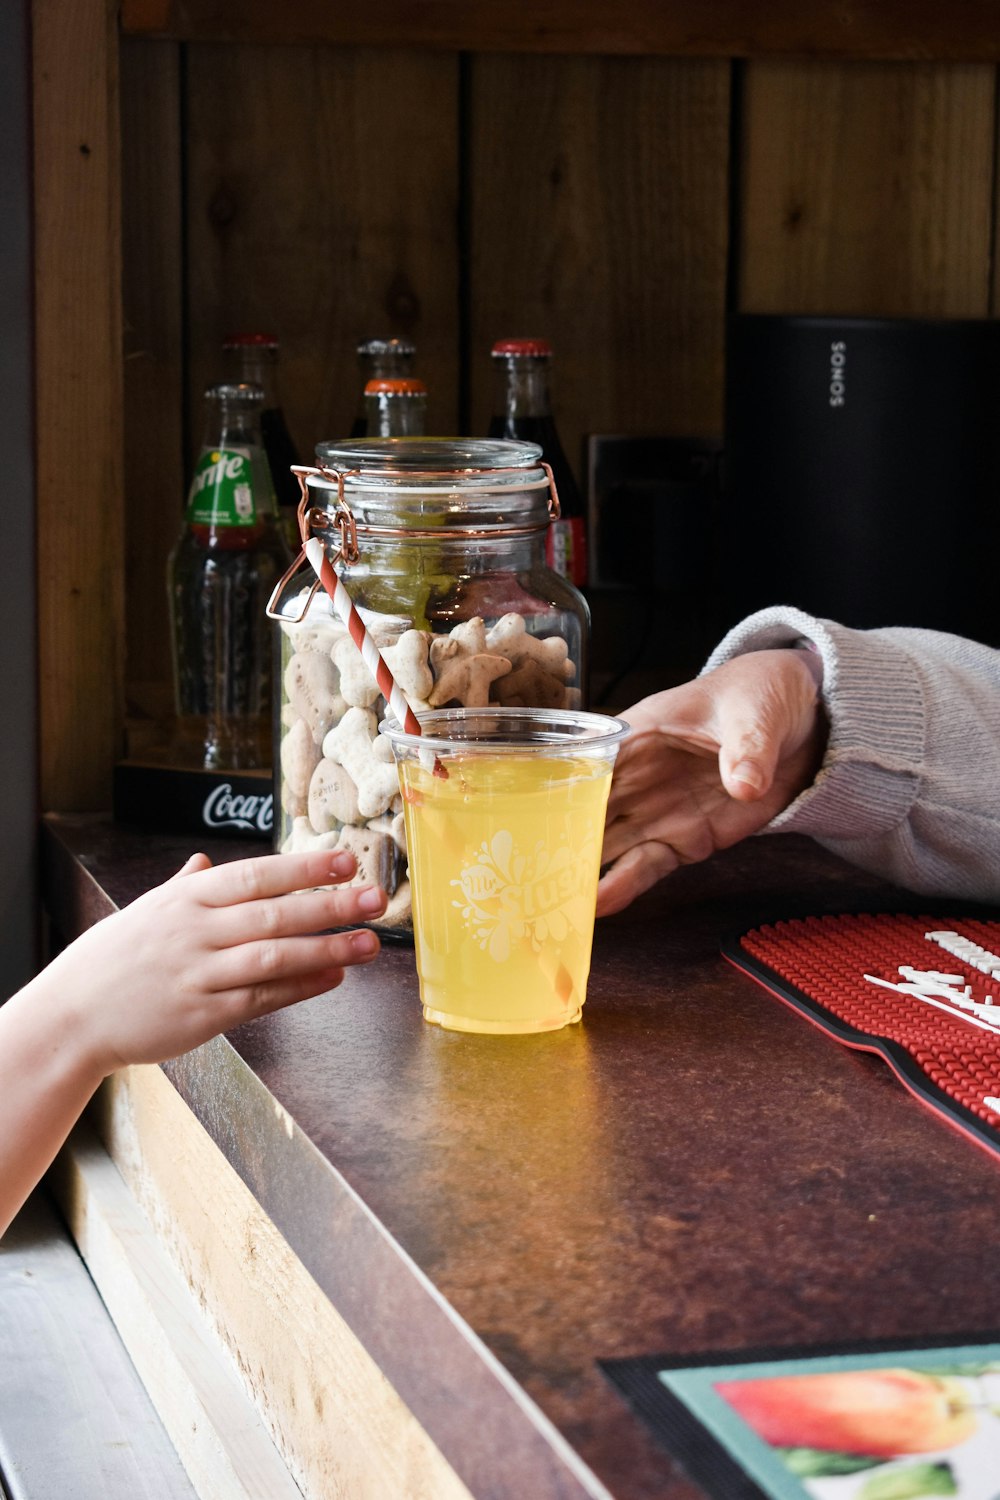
[185,446,259,526]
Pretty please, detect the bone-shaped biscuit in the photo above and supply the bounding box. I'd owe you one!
[322,707,401,818]
[429,650,512,708]
[332,635,381,709]
[280,815,342,855]
[445,616,488,654]
[280,716,322,801]
[308,756,362,831]
[284,650,346,742]
[382,629,433,707]
[493,662,571,709]
[485,613,574,679]
[381,879,411,926]
[427,620,512,709]
[335,822,400,894]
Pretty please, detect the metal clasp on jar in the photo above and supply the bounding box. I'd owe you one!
[265,464,361,622]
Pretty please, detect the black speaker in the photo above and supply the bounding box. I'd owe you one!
[721,315,1000,644]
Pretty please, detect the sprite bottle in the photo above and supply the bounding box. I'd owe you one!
[168,383,290,770]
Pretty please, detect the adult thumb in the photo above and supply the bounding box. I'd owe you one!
[715,704,783,803]
[705,647,822,805]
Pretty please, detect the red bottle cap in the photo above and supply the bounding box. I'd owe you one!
[223,332,279,348]
[491,338,552,357]
[365,377,427,395]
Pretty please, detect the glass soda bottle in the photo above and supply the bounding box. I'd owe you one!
[350,337,417,436]
[223,333,301,545]
[488,338,588,589]
[364,376,428,437]
[168,383,290,770]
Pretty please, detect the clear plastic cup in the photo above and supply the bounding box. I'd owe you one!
[380,706,629,1034]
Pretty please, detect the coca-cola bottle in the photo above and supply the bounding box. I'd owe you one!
[364,377,427,437]
[168,383,290,770]
[488,338,588,588]
[350,337,417,436]
[223,333,301,545]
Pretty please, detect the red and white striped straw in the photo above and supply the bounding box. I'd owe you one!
[303,537,423,738]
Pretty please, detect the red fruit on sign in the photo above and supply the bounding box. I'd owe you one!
[715,1368,977,1458]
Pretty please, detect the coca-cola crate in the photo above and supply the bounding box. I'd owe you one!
[113,760,274,841]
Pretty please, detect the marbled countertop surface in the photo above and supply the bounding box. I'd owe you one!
[43,816,1000,1499]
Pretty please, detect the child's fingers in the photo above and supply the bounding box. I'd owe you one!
[209,882,387,948]
[207,928,381,1005]
[223,962,364,1021]
[184,850,360,908]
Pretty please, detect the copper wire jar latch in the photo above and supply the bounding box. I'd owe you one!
[265,460,560,624]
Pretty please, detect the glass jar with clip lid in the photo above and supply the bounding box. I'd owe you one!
[267,437,590,935]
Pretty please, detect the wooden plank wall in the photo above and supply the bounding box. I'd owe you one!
[120,40,184,722]
[465,56,730,439]
[115,42,999,769]
[34,0,124,811]
[739,61,996,315]
[121,43,733,701]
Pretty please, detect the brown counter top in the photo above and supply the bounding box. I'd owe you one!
[41,815,1000,1500]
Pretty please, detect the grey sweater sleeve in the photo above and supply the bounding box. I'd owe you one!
[704,606,1000,903]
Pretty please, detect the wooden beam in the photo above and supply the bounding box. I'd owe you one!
[121,0,1000,62]
[33,0,124,810]
[1,0,39,992]
[49,1120,306,1500]
[55,1068,476,1500]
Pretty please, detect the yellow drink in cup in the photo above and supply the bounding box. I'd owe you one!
[381,707,629,1034]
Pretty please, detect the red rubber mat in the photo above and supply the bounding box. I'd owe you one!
[724,912,1000,1159]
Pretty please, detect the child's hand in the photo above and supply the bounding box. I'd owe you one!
[37,848,386,1078]
[0,848,389,1236]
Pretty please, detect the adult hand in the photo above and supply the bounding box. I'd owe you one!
[34,848,386,1078]
[597,649,826,916]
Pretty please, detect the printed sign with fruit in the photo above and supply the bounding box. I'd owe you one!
[713,1361,1000,1499]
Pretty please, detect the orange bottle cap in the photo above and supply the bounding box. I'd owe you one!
[365,377,427,395]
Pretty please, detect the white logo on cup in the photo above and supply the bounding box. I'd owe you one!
[452,829,595,962]
[203,783,274,834]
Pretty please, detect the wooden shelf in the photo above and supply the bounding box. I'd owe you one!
[121,0,1000,60]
